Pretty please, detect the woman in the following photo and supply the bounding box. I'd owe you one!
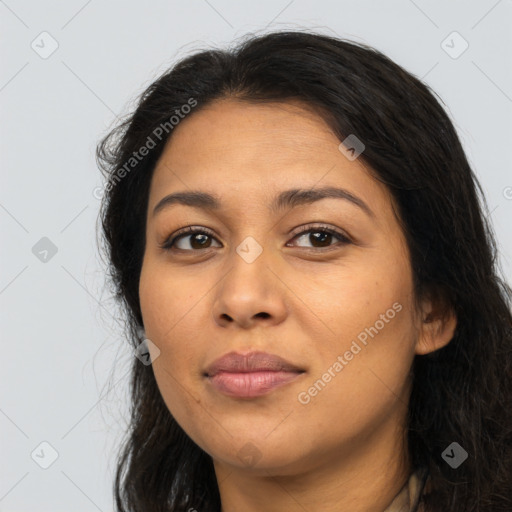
[96,30,512,511]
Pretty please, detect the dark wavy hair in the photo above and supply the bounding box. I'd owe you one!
[96,29,512,511]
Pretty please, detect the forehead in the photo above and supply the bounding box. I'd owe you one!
[148,98,391,218]
[165,98,338,158]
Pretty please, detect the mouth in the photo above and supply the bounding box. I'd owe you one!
[204,351,306,399]
[206,370,305,398]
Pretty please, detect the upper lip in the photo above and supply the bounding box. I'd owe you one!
[205,351,304,377]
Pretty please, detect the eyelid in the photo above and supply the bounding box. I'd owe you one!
[159,225,217,250]
[288,222,351,241]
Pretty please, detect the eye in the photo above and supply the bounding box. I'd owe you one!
[160,226,221,251]
[159,224,351,252]
[287,223,351,250]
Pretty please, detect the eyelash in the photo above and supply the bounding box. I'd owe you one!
[159,223,351,253]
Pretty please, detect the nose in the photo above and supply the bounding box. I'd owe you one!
[211,249,288,329]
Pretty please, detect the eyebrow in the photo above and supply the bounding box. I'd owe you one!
[152,186,375,219]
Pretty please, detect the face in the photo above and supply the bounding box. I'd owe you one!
[139,98,424,477]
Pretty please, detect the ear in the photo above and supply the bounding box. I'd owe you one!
[414,288,457,356]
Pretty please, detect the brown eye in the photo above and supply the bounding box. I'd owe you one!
[287,225,351,250]
[160,227,221,251]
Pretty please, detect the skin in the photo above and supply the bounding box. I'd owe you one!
[138,98,457,512]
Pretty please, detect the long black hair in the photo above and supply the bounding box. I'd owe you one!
[96,29,512,511]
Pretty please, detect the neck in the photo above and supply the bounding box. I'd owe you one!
[214,406,412,512]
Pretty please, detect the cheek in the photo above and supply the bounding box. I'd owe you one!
[140,293,207,442]
[295,256,410,345]
[294,305,416,453]
[139,260,205,365]
[151,361,216,457]
[296,253,416,399]
[139,260,200,340]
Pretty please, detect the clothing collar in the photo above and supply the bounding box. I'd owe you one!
[383,466,429,512]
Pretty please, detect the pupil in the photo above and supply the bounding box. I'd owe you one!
[312,232,331,246]
[192,234,210,249]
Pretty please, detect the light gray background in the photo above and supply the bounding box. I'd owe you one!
[1,1,511,510]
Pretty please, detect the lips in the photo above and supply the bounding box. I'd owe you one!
[204,351,305,398]
[205,351,303,376]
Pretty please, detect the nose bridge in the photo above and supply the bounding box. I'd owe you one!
[235,233,266,265]
[225,232,272,296]
[221,204,275,269]
[211,229,287,327]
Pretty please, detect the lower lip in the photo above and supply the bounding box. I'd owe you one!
[207,370,304,398]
